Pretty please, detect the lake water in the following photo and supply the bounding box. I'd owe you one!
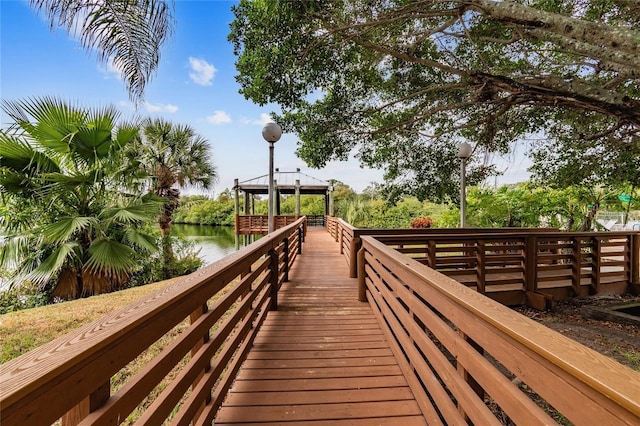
[172,224,259,265]
[0,225,245,290]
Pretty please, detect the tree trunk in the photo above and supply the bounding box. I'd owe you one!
[159,188,180,279]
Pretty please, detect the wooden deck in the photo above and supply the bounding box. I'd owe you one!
[215,227,427,425]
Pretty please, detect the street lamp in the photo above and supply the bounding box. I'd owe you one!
[262,122,282,233]
[456,142,473,228]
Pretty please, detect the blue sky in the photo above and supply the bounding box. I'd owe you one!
[0,0,529,196]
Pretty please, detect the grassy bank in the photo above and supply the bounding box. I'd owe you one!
[0,278,179,363]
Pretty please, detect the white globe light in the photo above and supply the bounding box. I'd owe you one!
[456,142,472,159]
[262,122,282,143]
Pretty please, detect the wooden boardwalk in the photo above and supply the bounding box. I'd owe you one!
[215,227,427,425]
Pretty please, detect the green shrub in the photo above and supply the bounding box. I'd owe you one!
[129,237,203,287]
[0,282,50,314]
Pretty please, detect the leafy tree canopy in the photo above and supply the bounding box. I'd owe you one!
[230,0,640,201]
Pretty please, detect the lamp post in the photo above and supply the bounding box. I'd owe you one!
[456,142,472,228]
[262,122,282,233]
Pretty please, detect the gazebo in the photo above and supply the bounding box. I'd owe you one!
[233,168,333,235]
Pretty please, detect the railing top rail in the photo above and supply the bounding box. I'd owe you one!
[0,217,306,409]
[326,216,639,238]
[371,230,639,242]
[360,235,640,415]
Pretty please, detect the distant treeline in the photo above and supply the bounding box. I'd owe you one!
[176,182,639,231]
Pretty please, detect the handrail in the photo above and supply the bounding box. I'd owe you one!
[371,231,639,308]
[359,235,640,424]
[325,216,564,278]
[325,217,640,307]
[236,214,303,235]
[0,217,306,426]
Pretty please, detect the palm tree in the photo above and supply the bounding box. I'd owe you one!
[0,97,162,299]
[137,118,217,276]
[27,0,174,103]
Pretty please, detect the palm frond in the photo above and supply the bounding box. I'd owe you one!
[27,242,81,286]
[125,229,158,253]
[37,170,99,199]
[101,202,162,224]
[0,131,60,175]
[0,233,34,270]
[85,238,138,276]
[0,169,36,195]
[115,124,140,150]
[40,217,95,244]
[28,0,175,103]
[73,124,115,162]
[2,97,84,154]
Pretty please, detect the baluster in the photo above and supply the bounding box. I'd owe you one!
[61,381,110,426]
[269,248,279,310]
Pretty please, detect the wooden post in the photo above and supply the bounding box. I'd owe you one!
[61,382,110,426]
[339,227,344,254]
[358,247,367,302]
[571,237,582,296]
[283,238,289,282]
[349,237,361,278]
[243,191,250,216]
[324,191,330,218]
[525,236,537,291]
[428,240,436,269]
[190,303,211,417]
[457,331,484,421]
[234,179,240,236]
[476,240,486,294]
[269,248,279,310]
[631,233,639,285]
[524,236,540,308]
[298,227,303,254]
[592,236,601,293]
[328,186,334,216]
[295,179,301,217]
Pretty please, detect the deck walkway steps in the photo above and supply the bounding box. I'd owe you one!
[215,227,427,425]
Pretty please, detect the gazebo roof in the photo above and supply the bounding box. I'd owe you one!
[235,169,330,195]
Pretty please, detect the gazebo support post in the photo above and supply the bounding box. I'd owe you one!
[295,179,301,218]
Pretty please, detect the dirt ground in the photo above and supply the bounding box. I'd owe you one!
[514,294,640,370]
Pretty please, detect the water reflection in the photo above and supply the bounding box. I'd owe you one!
[172,224,260,265]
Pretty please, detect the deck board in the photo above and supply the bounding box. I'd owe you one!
[215,227,427,425]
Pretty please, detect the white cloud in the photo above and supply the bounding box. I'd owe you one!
[188,57,216,86]
[144,102,179,113]
[240,113,274,126]
[99,57,124,80]
[206,110,232,124]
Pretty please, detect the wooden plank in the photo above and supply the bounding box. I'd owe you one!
[246,348,394,360]
[223,387,415,406]
[215,415,427,426]
[216,400,423,423]
[215,228,426,424]
[241,356,398,369]
[229,376,409,392]
[236,365,403,380]
[253,334,385,344]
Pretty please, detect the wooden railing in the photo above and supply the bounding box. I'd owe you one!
[0,218,306,426]
[358,235,640,425]
[325,217,640,308]
[327,216,543,273]
[235,215,305,235]
[306,214,326,227]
